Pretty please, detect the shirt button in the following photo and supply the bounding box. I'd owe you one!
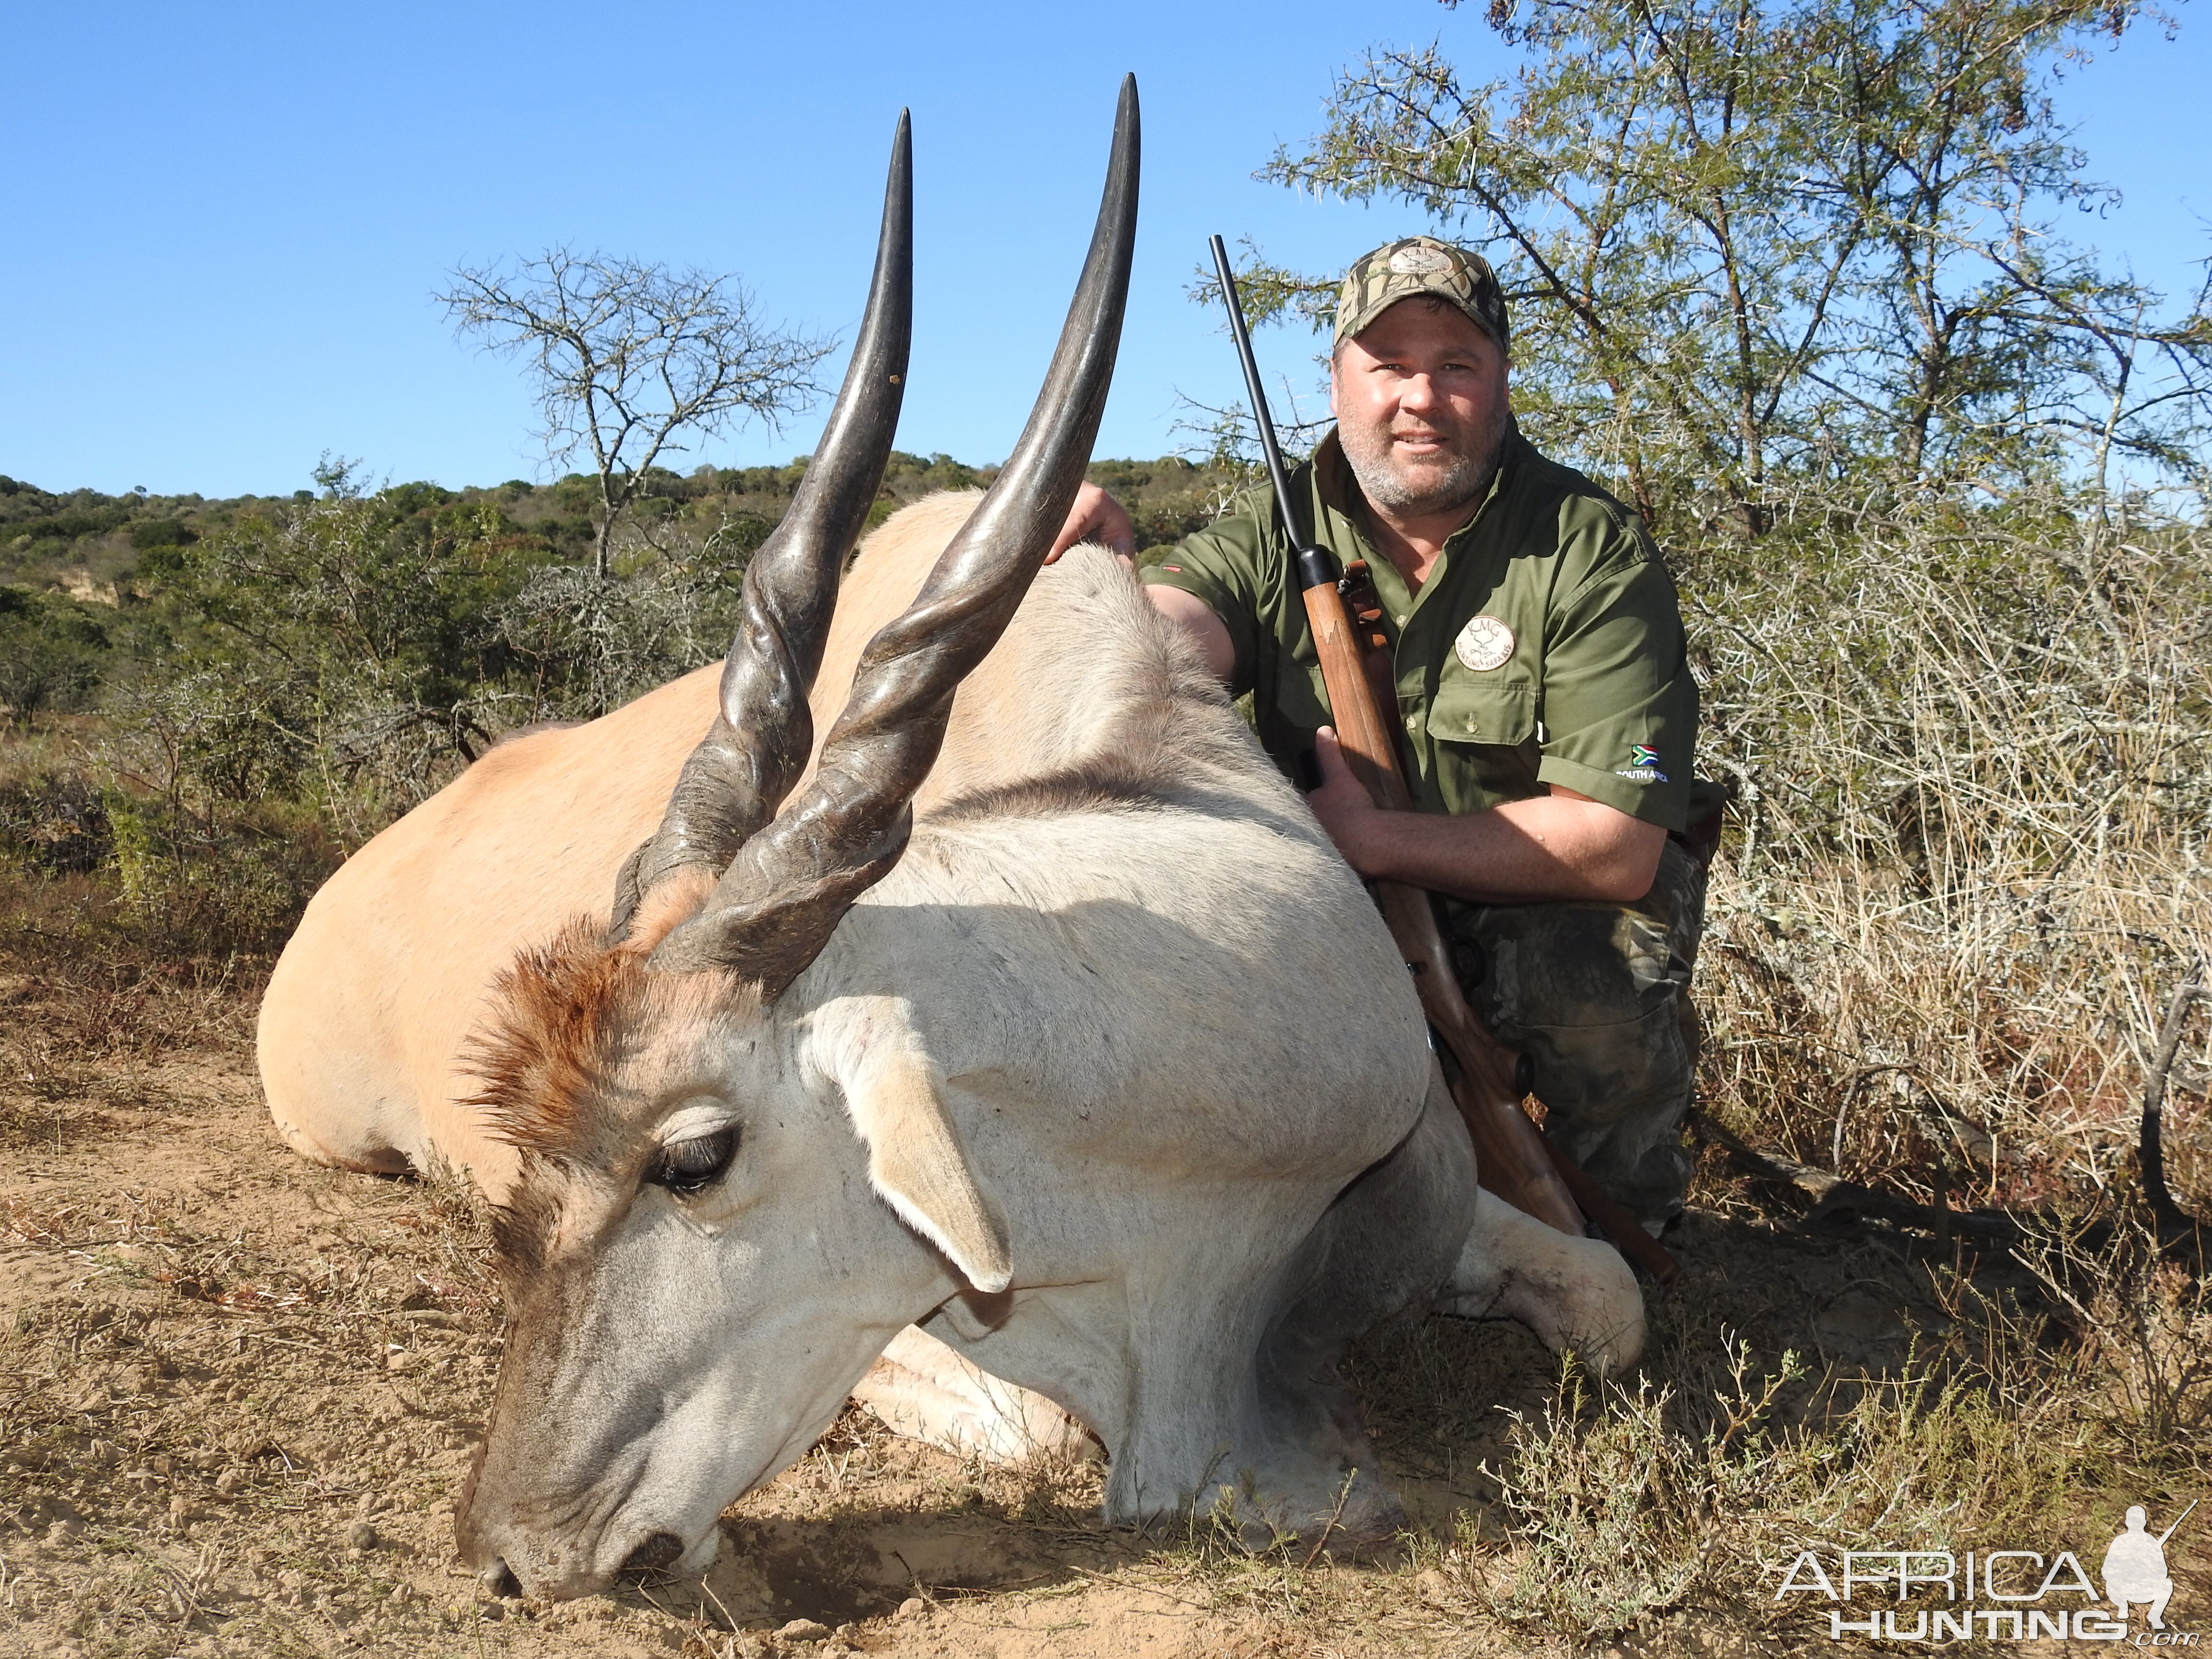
[1406,715,1420,734]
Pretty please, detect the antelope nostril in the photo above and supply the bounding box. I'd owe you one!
[480,1560,522,1599]
[618,1531,684,1578]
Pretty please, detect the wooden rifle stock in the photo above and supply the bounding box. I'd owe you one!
[1208,233,1678,1285]
[1329,569,1680,1284]
[1301,575,1580,1234]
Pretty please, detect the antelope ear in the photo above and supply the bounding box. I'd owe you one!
[844,1049,1011,1294]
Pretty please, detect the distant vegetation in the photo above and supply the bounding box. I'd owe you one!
[0,452,1245,948]
[0,450,1237,720]
[0,452,1234,593]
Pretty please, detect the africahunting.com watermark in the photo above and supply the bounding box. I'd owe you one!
[1776,1502,2200,1643]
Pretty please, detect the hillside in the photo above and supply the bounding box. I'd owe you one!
[0,454,1239,598]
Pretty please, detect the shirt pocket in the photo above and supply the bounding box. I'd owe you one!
[1424,677,1537,747]
[1422,676,1543,816]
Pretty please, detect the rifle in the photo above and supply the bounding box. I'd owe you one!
[2156,1499,2198,1547]
[1207,235,1679,1285]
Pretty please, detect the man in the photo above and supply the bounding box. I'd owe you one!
[1052,235,1720,1235]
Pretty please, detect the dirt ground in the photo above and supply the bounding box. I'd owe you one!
[0,966,2082,1659]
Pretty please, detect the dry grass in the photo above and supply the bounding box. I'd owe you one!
[1380,497,2212,1646]
[1689,498,2212,1217]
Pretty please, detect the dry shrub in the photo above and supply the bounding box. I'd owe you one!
[0,723,285,1151]
[1451,481,2212,1644]
[1445,1341,2094,1637]
[2003,1217,2212,1454]
[0,704,342,1007]
[1438,1200,2212,1641]
[1689,491,2212,1214]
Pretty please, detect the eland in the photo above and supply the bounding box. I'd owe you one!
[256,81,1643,1599]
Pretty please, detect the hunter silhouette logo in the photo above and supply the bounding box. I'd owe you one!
[2105,1502,2195,1632]
[1775,1499,2200,1643]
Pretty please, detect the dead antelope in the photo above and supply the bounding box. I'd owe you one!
[258,81,1642,1599]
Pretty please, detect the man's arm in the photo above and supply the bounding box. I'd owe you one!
[1050,481,1237,679]
[1307,726,1666,903]
[1052,487,1659,900]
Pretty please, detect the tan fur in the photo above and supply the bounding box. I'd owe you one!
[263,488,1643,1593]
[853,1327,1095,1464]
[259,490,1275,1197]
[260,494,994,1198]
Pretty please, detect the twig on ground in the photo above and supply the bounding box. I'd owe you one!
[1689,1109,2022,1244]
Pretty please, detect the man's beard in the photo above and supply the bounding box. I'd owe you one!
[1339,405,1510,518]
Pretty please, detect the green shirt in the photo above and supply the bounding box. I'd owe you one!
[1144,425,1707,833]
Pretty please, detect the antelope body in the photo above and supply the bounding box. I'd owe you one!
[256,87,1641,1600]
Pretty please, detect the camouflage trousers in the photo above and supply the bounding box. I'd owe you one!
[1454,837,1707,1234]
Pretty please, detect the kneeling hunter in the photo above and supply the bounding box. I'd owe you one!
[1052,236,1722,1236]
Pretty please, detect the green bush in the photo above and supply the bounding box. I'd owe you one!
[0,586,112,722]
[127,518,197,551]
[104,789,342,958]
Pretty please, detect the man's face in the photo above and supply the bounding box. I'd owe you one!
[1330,298,1511,519]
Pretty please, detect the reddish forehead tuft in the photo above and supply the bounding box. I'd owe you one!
[463,918,671,1166]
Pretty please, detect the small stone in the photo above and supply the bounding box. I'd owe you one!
[215,1468,243,1495]
[776,1618,831,1643]
[385,1350,414,1372]
[44,1519,79,1545]
[346,1519,380,1551]
[897,1596,928,1619]
[1415,1567,1455,1604]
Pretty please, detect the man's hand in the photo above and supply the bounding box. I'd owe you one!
[1307,726,1666,903]
[1305,726,1390,866]
[1045,481,1238,679]
[1047,481,1136,563]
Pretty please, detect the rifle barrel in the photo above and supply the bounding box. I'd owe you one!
[1208,236,1335,593]
[2157,1497,2198,1545]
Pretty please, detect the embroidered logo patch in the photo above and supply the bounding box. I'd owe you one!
[1454,615,1515,673]
[1630,744,1661,769]
[1389,243,1457,276]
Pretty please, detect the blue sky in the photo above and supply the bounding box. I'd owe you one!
[2,1,2203,498]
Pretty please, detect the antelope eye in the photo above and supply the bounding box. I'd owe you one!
[649,1127,738,1197]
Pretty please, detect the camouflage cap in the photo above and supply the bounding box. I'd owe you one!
[1334,236,1509,355]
